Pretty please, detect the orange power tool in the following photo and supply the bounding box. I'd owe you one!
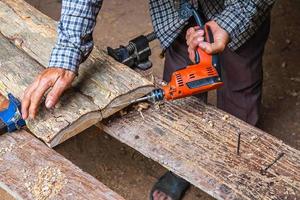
[114,3,223,107]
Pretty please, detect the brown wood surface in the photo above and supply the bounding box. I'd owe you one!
[0,0,154,118]
[100,97,300,200]
[0,0,153,147]
[0,34,101,148]
[0,129,124,200]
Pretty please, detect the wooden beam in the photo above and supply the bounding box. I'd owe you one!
[99,97,300,200]
[0,130,124,200]
[0,94,123,200]
[0,0,154,119]
[0,34,101,147]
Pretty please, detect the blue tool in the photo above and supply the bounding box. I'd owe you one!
[0,93,26,134]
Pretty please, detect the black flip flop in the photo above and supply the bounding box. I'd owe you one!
[150,171,190,200]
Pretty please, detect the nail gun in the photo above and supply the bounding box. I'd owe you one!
[112,2,223,108]
[0,94,26,134]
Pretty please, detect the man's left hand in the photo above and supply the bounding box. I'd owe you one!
[186,20,230,62]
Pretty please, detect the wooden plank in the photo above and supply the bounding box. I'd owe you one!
[0,93,123,200]
[0,0,153,147]
[0,130,125,200]
[0,34,102,147]
[99,97,300,200]
[0,0,154,119]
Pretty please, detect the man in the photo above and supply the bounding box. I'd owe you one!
[21,0,275,199]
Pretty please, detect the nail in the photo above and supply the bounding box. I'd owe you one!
[237,132,241,155]
[46,100,53,108]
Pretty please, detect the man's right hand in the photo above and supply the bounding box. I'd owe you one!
[21,68,76,120]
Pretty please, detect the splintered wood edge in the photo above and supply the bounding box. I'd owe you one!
[48,111,102,148]
[101,86,155,118]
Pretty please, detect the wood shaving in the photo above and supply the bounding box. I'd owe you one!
[208,121,214,128]
[119,110,127,116]
[250,135,258,142]
[28,167,68,200]
[13,38,23,48]
[136,102,150,112]
[139,110,145,120]
[222,114,229,121]
[0,143,15,157]
[154,101,164,110]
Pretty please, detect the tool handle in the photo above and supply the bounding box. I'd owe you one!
[191,8,207,64]
[191,8,221,76]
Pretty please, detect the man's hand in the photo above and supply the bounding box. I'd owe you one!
[186,20,230,62]
[22,68,76,120]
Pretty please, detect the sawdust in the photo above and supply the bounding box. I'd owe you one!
[222,114,229,121]
[25,167,68,200]
[0,143,15,158]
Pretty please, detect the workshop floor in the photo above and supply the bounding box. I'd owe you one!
[26,0,300,199]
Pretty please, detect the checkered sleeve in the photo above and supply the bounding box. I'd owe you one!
[48,0,103,74]
[213,0,275,48]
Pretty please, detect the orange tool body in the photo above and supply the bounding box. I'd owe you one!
[162,25,223,101]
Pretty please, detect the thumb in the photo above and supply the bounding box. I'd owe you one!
[199,41,224,54]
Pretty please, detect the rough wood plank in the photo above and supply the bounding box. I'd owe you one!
[0,130,125,200]
[0,0,154,118]
[0,34,101,147]
[99,97,300,200]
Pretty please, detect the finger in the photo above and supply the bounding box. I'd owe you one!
[189,34,205,49]
[28,79,52,119]
[186,26,202,41]
[21,80,39,119]
[199,41,225,54]
[186,30,204,47]
[186,27,196,40]
[45,78,69,109]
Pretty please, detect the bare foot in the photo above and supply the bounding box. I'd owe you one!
[152,190,173,200]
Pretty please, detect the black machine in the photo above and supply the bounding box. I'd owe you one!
[107,32,156,70]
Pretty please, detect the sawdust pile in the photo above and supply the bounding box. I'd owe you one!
[25,167,68,200]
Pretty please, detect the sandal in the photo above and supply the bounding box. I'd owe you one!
[150,171,190,200]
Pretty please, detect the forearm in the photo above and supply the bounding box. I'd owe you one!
[49,0,103,74]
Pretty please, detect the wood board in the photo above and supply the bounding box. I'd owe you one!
[0,34,101,147]
[99,97,300,200]
[0,130,125,200]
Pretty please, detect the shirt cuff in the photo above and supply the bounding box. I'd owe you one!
[48,45,82,74]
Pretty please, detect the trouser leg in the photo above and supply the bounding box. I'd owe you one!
[217,17,271,126]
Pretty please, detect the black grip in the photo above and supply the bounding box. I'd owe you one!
[0,120,7,135]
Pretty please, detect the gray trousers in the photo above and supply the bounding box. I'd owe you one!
[163,17,270,126]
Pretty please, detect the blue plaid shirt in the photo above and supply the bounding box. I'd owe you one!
[49,0,275,73]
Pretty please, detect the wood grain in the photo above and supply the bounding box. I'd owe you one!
[100,97,300,200]
[0,34,101,147]
[0,0,153,147]
[0,130,124,200]
[0,0,154,118]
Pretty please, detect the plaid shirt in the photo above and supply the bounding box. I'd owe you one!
[49,0,275,73]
